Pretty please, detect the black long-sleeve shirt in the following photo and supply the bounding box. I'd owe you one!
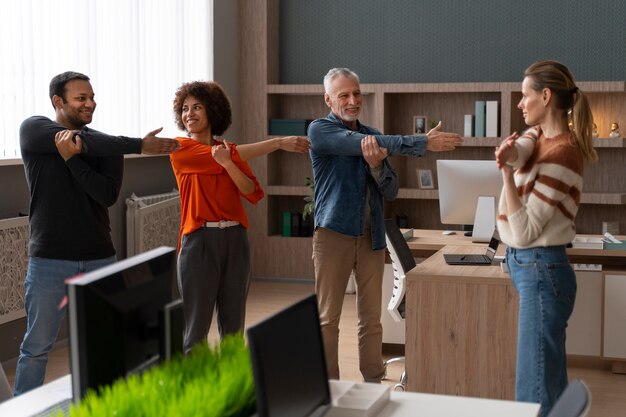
[19,116,142,260]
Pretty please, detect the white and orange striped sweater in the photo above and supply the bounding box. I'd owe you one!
[496,126,585,249]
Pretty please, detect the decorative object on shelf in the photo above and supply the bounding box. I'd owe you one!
[303,176,315,220]
[413,115,428,134]
[592,123,599,138]
[417,169,434,189]
[609,122,621,138]
[602,220,619,235]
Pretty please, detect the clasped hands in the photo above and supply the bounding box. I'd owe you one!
[55,127,180,161]
[212,140,235,168]
[361,135,388,168]
[495,132,519,177]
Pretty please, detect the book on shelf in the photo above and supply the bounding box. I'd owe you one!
[464,114,474,137]
[485,100,498,137]
[291,212,301,237]
[571,236,604,249]
[474,101,486,137]
[281,211,291,237]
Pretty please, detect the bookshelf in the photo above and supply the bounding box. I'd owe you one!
[241,0,626,280]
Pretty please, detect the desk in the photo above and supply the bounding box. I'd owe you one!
[0,376,540,417]
[328,380,539,417]
[403,230,626,400]
[405,245,517,399]
[0,375,71,417]
[405,229,626,265]
[404,229,479,257]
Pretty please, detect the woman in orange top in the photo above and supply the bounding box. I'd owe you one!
[170,81,308,352]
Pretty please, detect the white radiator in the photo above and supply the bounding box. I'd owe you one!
[0,216,29,324]
[125,190,181,257]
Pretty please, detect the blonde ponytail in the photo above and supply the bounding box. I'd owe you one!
[571,90,598,162]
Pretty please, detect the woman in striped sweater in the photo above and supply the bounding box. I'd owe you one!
[495,60,597,417]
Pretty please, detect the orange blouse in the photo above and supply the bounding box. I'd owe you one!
[170,137,264,239]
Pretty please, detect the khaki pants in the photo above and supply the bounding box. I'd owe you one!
[313,227,385,382]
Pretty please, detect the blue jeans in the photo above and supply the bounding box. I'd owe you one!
[13,256,116,396]
[506,246,576,417]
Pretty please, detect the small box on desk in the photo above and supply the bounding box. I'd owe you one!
[604,240,626,250]
[269,119,313,135]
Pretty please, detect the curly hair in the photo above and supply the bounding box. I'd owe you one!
[172,81,232,136]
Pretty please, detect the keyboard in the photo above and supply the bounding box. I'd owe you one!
[459,254,488,263]
[35,398,72,417]
[443,253,492,265]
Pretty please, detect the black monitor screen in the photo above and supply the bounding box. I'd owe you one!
[247,294,330,417]
[67,246,180,400]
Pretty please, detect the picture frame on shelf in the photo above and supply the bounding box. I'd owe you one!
[413,115,428,134]
[417,169,434,189]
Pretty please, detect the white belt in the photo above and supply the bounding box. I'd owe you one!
[203,220,239,229]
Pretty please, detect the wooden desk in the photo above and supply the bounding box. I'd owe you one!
[403,230,626,400]
[404,229,479,257]
[405,229,626,266]
[405,245,517,400]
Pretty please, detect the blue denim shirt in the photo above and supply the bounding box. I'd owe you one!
[308,112,428,250]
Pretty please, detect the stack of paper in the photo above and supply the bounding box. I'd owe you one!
[571,237,604,249]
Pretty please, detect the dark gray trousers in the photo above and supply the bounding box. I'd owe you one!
[177,225,250,352]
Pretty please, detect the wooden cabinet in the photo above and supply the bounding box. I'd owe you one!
[603,272,626,360]
[566,271,603,357]
[241,1,626,280]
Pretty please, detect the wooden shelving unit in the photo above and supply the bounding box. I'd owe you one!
[241,0,626,280]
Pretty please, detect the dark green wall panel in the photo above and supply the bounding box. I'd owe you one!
[280,0,626,83]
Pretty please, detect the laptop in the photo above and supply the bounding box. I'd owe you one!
[246,294,331,417]
[443,230,501,265]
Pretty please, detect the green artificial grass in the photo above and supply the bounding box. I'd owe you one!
[60,334,255,417]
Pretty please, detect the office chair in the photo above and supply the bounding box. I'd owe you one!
[383,219,416,391]
[546,379,591,417]
[0,363,12,402]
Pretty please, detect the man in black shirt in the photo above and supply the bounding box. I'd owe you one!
[13,71,179,396]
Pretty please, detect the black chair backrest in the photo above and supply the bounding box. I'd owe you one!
[384,219,416,274]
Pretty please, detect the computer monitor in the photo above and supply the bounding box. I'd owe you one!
[437,159,503,242]
[246,294,330,417]
[66,246,183,400]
